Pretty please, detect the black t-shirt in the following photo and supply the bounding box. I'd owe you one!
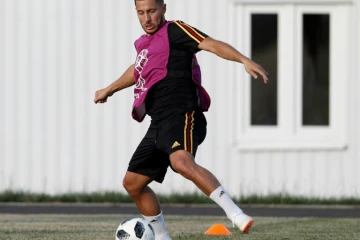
[144,21,209,122]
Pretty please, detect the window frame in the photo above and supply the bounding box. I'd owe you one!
[229,0,352,4]
[229,3,350,150]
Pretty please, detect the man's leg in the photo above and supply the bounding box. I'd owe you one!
[123,171,159,215]
[123,171,171,239]
[169,150,220,195]
[158,110,253,232]
[169,150,254,233]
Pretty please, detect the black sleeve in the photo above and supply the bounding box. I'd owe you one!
[168,20,209,53]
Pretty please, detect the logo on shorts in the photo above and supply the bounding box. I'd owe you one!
[172,141,181,149]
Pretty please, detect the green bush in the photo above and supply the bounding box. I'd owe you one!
[0,190,359,205]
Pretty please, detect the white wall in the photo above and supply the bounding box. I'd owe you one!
[355,0,360,198]
[0,0,229,195]
[1,0,359,198]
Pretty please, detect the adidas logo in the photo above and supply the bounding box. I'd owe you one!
[171,141,181,149]
[219,191,225,198]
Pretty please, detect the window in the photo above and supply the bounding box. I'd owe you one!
[302,14,330,126]
[251,14,278,126]
[231,4,350,150]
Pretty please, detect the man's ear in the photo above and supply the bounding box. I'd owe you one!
[162,4,167,14]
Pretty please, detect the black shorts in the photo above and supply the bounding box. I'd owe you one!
[127,109,207,183]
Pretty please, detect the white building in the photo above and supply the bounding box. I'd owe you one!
[1,0,359,198]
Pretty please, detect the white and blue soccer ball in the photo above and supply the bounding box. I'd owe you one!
[115,217,155,240]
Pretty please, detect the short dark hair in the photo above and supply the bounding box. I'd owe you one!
[134,0,164,6]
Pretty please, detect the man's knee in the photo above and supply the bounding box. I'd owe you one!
[123,176,137,195]
[123,172,151,196]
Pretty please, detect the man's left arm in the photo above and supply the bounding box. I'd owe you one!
[198,37,269,83]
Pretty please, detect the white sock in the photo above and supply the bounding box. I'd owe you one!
[143,211,171,239]
[209,186,243,219]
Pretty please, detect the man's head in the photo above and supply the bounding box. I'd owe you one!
[135,0,166,35]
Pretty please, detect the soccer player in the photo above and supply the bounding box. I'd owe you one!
[94,0,268,239]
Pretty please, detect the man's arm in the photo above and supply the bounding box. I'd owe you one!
[94,64,135,104]
[198,37,269,83]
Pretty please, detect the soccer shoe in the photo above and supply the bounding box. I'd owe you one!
[232,213,254,233]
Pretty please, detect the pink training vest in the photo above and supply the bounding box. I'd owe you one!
[132,21,211,122]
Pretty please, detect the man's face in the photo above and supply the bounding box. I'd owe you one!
[135,0,166,35]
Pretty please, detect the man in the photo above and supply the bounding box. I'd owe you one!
[94,0,268,239]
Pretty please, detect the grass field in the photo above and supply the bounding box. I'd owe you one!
[0,214,359,240]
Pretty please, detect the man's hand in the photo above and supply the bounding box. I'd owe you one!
[94,87,112,104]
[243,58,269,84]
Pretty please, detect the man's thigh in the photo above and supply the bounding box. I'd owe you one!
[157,110,207,157]
[128,126,170,183]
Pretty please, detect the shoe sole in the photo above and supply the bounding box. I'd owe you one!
[242,220,254,233]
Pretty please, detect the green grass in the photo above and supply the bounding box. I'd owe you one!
[0,214,359,240]
[1,190,359,205]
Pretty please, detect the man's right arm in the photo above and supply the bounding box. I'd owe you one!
[198,37,269,83]
[94,64,135,104]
